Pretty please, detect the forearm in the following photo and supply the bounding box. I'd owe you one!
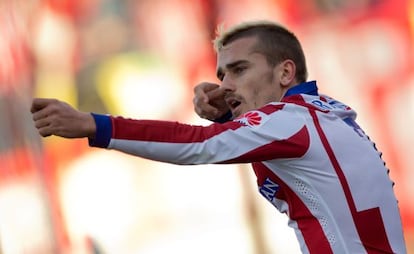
[89,114,231,164]
[88,111,307,165]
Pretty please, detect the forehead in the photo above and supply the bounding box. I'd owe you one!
[217,36,259,66]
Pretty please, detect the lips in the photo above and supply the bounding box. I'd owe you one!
[225,96,242,115]
[227,99,241,109]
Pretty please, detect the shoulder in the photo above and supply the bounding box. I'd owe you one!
[232,102,304,129]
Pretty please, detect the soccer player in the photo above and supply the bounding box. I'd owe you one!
[31,21,407,253]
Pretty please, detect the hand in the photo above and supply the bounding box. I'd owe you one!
[193,82,229,121]
[31,98,96,138]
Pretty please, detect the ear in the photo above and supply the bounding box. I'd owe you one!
[277,59,296,87]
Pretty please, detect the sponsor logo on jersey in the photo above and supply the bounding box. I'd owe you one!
[259,178,279,201]
[234,111,266,128]
[311,98,352,111]
[311,99,333,110]
[327,99,351,110]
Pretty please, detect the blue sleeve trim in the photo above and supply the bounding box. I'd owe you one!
[213,110,233,123]
[88,113,112,148]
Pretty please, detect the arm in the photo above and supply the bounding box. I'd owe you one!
[88,113,244,164]
[31,99,308,165]
[30,98,240,163]
[88,104,309,165]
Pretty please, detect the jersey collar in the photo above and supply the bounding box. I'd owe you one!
[283,80,318,97]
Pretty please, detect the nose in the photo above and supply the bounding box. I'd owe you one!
[221,75,235,92]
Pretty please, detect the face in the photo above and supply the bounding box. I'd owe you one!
[216,36,287,118]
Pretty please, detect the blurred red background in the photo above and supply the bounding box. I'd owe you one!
[0,0,413,253]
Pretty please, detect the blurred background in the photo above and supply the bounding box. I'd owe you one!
[0,0,413,253]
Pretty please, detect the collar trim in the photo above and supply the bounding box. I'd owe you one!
[284,80,318,97]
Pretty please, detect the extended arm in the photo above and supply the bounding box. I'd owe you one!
[31,98,308,165]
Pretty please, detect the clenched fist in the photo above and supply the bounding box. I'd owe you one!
[192,82,230,121]
[31,98,96,139]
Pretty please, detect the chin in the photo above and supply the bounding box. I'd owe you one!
[231,111,239,118]
[232,109,244,118]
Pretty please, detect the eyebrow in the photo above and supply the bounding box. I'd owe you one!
[216,60,249,80]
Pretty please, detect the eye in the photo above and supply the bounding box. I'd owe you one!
[233,66,246,75]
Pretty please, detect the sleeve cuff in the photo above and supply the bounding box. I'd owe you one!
[88,113,112,148]
[213,111,233,123]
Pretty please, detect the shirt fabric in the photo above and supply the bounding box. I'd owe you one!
[89,81,407,254]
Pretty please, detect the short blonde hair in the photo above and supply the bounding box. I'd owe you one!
[213,20,308,83]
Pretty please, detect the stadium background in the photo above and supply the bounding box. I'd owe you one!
[0,0,413,253]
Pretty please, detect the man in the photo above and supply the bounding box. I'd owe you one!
[31,21,407,253]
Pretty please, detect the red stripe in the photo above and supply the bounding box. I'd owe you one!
[111,117,242,143]
[111,103,285,143]
[253,162,333,254]
[309,109,394,253]
[259,103,285,115]
[223,126,310,163]
[283,95,329,113]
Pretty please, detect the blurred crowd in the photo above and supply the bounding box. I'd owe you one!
[0,0,413,253]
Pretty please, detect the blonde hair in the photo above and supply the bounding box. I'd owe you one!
[213,20,308,82]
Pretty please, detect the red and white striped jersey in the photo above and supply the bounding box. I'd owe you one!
[90,81,406,253]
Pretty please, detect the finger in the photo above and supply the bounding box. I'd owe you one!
[194,82,220,102]
[32,109,49,121]
[194,94,218,114]
[31,99,62,121]
[31,98,55,113]
[194,82,219,93]
[38,126,52,137]
[197,105,220,120]
[34,118,50,129]
[198,104,218,117]
[194,90,209,104]
[206,87,226,100]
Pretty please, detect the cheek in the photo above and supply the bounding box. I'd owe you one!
[253,72,277,104]
[239,69,275,107]
[252,88,261,107]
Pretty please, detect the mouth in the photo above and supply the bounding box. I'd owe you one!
[225,97,242,113]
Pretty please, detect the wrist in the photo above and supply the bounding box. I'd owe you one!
[213,110,233,123]
[82,112,97,139]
